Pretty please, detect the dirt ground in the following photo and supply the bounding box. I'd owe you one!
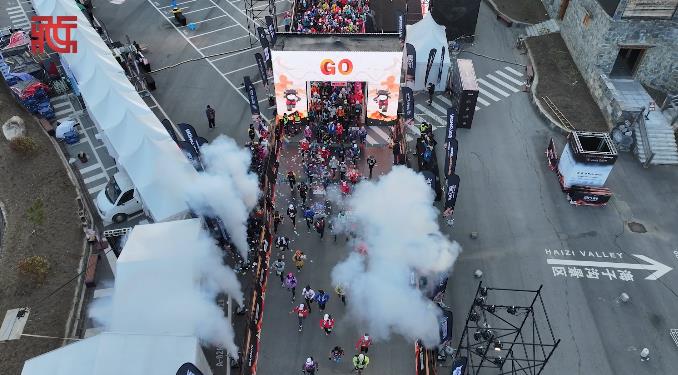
[526,33,609,132]
[0,84,84,374]
[492,0,550,24]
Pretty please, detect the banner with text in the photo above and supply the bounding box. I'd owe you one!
[424,48,436,85]
[244,76,260,115]
[402,86,414,126]
[271,51,403,123]
[405,43,416,88]
[265,16,276,45]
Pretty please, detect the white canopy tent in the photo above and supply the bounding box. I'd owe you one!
[21,332,213,375]
[405,13,452,91]
[32,0,198,222]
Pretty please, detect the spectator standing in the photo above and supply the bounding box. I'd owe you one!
[248,123,256,142]
[302,285,316,313]
[283,272,298,301]
[206,105,216,129]
[292,304,310,332]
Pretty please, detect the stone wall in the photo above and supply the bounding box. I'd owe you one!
[541,0,677,126]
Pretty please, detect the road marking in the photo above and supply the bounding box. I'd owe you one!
[478,89,500,102]
[371,126,390,141]
[223,63,258,75]
[159,0,196,8]
[200,34,249,50]
[486,74,520,93]
[477,78,510,97]
[547,254,672,280]
[88,182,108,195]
[476,96,490,106]
[189,14,229,25]
[189,24,239,38]
[430,101,447,114]
[210,46,257,61]
[366,134,377,145]
[436,96,453,106]
[504,66,523,76]
[8,8,23,14]
[495,70,524,85]
[183,5,216,14]
[80,163,102,174]
[415,104,445,125]
[84,172,108,184]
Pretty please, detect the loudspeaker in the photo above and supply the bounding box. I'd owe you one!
[430,0,481,41]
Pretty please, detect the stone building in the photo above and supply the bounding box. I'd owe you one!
[541,0,677,116]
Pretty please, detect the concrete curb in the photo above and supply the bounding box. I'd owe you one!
[483,0,534,27]
[524,39,572,136]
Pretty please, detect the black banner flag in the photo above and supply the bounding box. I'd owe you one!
[405,43,416,87]
[176,362,204,375]
[446,108,457,142]
[265,16,276,45]
[255,52,268,86]
[177,123,201,155]
[444,174,460,210]
[396,11,406,42]
[445,138,458,177]
[243,76,260,115]
[402,87,414,121]
[178,141,202,171]
[451,357,468,375]
[438,308,453,343]
[424,48,437,86]
[161,118,178,143]
[436,46,445,84]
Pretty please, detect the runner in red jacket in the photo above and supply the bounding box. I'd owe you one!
[319,314,335,335]
[355,333,372,353]
[291,303,310,332]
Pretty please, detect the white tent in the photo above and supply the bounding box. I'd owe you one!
[405,13,452,91]
[21,332,213,375]
[32,0,198,222]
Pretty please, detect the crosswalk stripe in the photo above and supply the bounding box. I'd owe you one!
[430,101,447,114]
[79,163,103,174]
[84,172,108,184]
[476,96,490,106]
[371,126,390,141]
[88,182,108,195]
[366,134,378,145]
[486,74,520,93]
[495,70,524,85]
[415,104,446,125]
[478,89,500,102]
[504,66,523,76]
[477,79,510,97]
[6,6,22,10]
[436,96,453,106]
[408,122,422,136]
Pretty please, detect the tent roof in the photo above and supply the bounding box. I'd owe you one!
[33,0,198,222]
[405,13,450,63]
[21,333,205,375]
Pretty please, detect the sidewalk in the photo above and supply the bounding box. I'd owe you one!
[525,32,608,132]
[488,0,549,25]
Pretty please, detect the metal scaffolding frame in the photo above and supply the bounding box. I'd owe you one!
[243,0,277,48]
[455,282,560,375]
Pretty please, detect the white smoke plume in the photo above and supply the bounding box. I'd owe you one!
[186,135,261,259]
[331,167,461,346]
[89,224,243,357]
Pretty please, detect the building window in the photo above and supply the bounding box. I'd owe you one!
[610,47,646,77]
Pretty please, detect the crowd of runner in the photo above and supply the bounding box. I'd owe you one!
[293,0,369,33]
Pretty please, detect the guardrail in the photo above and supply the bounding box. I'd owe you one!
[635,107,654,168]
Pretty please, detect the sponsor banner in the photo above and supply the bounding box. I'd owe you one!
[558,146,613,188]
[244,75,260,115]
[271,51,402,122]
[265,16,276,45]
[438,308,453,344]
[451,357,468,375]
[444,138,458,177]
[255,52,268,86]
[396,11,406,42]
[436,46,445,84]
[424,48,436,85]
[445,174,460,210]
[568,186,612,206]
[256,27,268,47]
[177,123,201,155]
[197,136,208,147]
[429,273,448,302]
[405,43,416,88]
[161,119,178,143]
[176,362,205,375]
[178,141,202,171]
[445,108,457,141]
[402,87,414,121]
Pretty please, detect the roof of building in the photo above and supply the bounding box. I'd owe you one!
[272,33,401,52]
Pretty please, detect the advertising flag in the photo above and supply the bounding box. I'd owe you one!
[405,43,416,88]
[161,118,178,143]
[177,141,202,171]
[424,48,437,85]
[255,52,268,85]
[176,362,204,375]
[451,357,468,375]
[256,26,268,47]
[446,107,457,141]
[402,87,414,122]
[396,11,406,43]
[444,173,460,210]
[265,16,276,45]
[436,46,445,84]
[243,76,260,115]
[177,123,201,155]
[438,308,453,343]
[445,138,458,177]
[197,137,208,147]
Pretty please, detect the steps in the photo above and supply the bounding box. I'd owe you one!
[634,113,678,165]
[525,19,560,37]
